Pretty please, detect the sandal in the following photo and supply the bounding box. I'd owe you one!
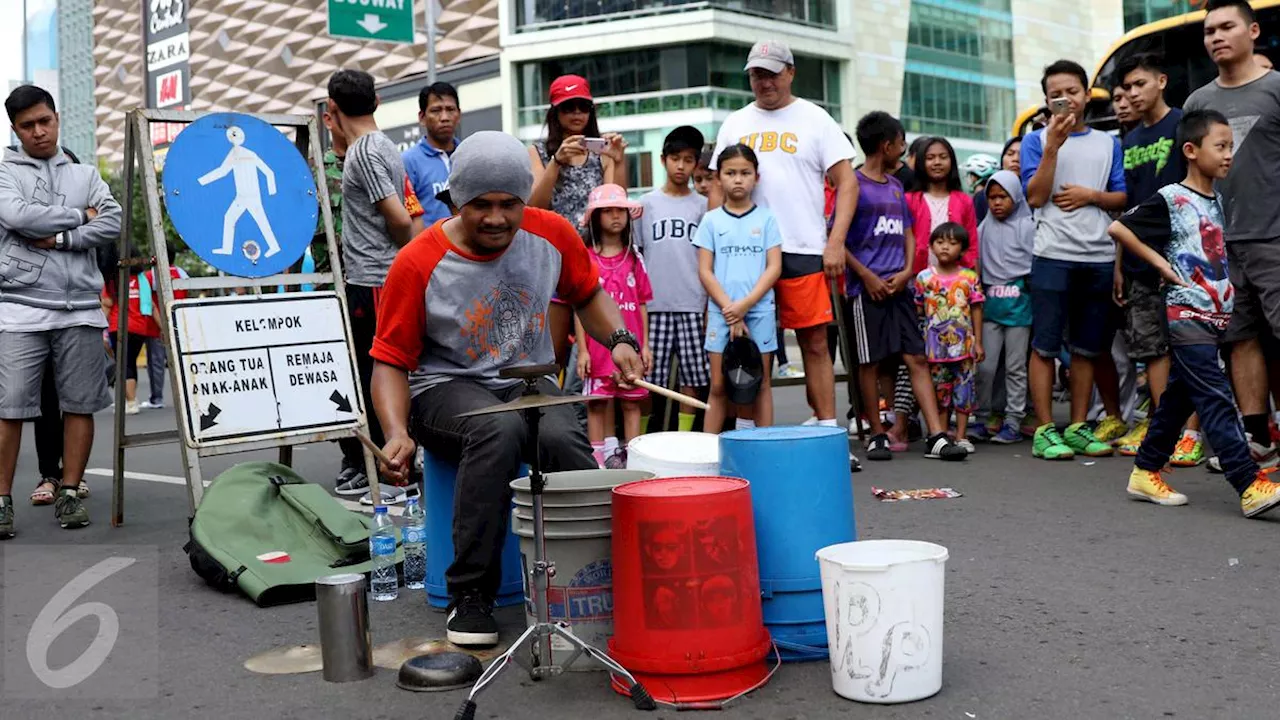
[31,478,59,506]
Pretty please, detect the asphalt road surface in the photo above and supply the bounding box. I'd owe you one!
[1,374,1277,720]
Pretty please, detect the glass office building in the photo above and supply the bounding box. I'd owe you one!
[901,0,1017,143]
[506,2,848,194]
[504,0,1096,190]
[18,0,95,160]
[516,42,842,127]
[513,0,835,30]
[25,0,60,81]
[1123,0,1196,30]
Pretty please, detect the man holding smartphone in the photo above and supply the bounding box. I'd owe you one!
[1020,60,1129,462]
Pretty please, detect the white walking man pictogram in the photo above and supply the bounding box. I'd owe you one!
[198,126,281,258]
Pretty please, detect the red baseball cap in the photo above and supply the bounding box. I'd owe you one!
[549,75,593,107]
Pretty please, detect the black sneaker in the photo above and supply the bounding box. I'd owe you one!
[850,452,863,473]
[924,433,967,461]
[447,592,499,648]
[335,467,369,496]
[866,433,893,461]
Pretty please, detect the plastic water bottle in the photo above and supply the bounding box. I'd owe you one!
[369,506,399,601]
[401,497,426,590]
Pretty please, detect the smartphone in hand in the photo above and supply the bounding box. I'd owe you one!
[582,137,610,154]
[1049,97,1071,116]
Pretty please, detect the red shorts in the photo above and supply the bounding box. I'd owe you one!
[776,272,834,330]
[584,376,648,401]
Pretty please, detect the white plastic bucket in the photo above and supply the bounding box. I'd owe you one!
[815,540,948,703]
[626,431,719,477]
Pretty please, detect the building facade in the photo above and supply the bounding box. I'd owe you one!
[1123,0,1200,30]
[25,1,1122,171]
[89,0,502,165]
[501,0,1122,193]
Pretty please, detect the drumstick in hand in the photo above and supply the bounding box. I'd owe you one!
[354,430,395,468]
[631,379,710,411]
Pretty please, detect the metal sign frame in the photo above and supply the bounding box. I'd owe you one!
[111,108,379,526]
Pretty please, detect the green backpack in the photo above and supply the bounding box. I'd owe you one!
[183,461,402,606]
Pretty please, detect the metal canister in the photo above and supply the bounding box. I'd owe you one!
[315,573,374,682]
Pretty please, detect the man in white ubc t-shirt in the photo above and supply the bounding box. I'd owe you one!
[710,39,858,431]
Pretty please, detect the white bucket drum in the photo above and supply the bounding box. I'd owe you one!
[625,432,720,478]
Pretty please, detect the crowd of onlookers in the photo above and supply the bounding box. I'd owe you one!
[510,0,1280,521]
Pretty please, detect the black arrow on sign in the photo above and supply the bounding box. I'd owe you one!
[200,404,222,431]
[330,389,353,413]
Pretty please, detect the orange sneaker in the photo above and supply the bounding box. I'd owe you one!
[1126,468,1188,506]
[1170,433,1205,467]
[1241,469,1280,518]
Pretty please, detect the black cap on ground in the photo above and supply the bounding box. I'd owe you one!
[723,336,763,406]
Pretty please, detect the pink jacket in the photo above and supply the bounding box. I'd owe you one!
[905,190,980,273]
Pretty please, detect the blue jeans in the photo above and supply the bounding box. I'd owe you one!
[1135,344,1257,493]
[1030,257,1116,359]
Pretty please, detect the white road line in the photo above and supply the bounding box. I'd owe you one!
[84,468,197,485]
[84,468,399,515]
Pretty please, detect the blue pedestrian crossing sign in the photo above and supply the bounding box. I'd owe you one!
[163,113,319,278]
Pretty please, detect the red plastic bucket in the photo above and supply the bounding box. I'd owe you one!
[608,477,772,703]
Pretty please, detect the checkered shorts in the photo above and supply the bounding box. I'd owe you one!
[647,311,710,388]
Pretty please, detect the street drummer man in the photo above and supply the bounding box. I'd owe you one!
[369,130,643,648]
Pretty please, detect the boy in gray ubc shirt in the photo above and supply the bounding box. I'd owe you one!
[637,126,711,420]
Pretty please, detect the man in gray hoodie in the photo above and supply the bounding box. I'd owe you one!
[0,85,121,537]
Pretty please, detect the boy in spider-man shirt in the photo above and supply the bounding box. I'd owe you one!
[1108,108,1280,518]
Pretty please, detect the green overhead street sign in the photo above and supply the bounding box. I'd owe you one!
[327,0,415,44]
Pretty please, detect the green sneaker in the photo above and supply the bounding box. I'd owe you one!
[1064,421,1114,457]
[1033,424,1075,460]
[0,496,14,539]
[54,490,90,529]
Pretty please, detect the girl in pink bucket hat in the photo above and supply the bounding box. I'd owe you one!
[580,183,643,227]
[577,184,653,467]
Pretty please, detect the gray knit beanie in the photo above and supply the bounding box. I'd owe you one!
[447,131,534,208]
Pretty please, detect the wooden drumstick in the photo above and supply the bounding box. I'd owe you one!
[631,379,710,411]
[354,430,395,468]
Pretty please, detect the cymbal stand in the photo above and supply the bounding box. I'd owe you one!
[455,376,655,719]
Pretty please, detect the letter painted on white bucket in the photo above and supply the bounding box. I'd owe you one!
[830,580,931,699]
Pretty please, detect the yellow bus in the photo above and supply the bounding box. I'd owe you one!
[1012,0,1280,136]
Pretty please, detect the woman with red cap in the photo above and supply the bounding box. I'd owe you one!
[527,74,629,231]
[531,75,630,391]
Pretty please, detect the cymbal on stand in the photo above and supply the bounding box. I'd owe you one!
[457,393,586,417]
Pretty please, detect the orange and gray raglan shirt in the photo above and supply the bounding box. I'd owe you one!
[370,207,599,396]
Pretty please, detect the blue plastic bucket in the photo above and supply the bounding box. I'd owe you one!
[422,451,525,609]
[719,426,856,661]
